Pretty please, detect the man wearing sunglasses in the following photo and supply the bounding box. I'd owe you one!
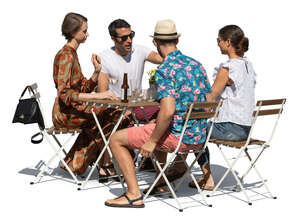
[98,19,162,172]
[98,19,162,100]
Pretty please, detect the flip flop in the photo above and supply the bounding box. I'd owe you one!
[104,193,145,208]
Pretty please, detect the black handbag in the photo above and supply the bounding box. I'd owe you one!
[12,85,45,144]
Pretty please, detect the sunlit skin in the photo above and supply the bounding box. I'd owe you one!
[112,27,133,56]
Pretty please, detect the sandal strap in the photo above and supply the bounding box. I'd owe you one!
[102,163,114,169]
[122,193,143,205]
[101,163,115,177]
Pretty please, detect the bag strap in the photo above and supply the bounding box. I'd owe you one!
[20,86,35,100]
[31,132,44,144]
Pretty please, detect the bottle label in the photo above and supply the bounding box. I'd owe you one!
[121,89,125,100]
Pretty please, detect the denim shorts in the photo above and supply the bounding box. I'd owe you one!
[197,122,251,166]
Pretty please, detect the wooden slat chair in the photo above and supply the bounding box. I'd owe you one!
[207,98,287,205]
[143,101,223,212]
[27,83,83,186]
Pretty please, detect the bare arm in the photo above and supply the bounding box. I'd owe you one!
[206,67,229,101]
[78,91,117,101]
[146,51,163,64]
[98,72,109,92]
[140,96,175,157]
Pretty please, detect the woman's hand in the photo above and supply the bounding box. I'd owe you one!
[94,91,118,101]
[91,53,102,73]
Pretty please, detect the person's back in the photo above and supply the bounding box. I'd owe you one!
[156,50,211,144]
[214,57,256,126]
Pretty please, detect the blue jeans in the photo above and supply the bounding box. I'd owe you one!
[197,122,251,166]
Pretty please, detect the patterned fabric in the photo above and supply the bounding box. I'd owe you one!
[156,50,212,145]
[52,45,133,175]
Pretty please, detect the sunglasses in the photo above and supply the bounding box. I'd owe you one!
[114,31,135,42]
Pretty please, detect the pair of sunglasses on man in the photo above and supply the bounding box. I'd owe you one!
[114,31,135,42]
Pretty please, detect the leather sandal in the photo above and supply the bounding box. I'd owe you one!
[143,184,169,196]
[98,164,121,183]
[105,193,145,208]
[188,178,215,191]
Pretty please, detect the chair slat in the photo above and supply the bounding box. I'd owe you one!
[30,83,38,90]
[256,98,286,106]
[31,92,40,99]
[192,102,219,109]
[209,138,266,148]
[189,112,216,119]
[253,109,281,116]
[46,127,82,135]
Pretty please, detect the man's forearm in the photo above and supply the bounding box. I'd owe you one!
[149,111,172,143]
[98,72,109,92]
[149,97,175,143]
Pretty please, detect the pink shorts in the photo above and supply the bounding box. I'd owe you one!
[127,124,203,152]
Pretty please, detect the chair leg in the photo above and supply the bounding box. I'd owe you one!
[173,154,211,207]
[31,133,79,185]
[243,150,277,199]
[79,108,126,191]
[44,134,80,185]
[143,153,183,211]
[209,146,252,205]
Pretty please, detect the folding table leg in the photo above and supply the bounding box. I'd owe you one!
[78,107,126,190]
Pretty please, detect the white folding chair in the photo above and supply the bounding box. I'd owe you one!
[28,83,83,186]
[143,101,223,212]
[207,98,286,205]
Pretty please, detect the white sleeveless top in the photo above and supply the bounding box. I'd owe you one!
[213,57,256,126]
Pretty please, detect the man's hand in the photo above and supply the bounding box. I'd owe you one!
[140,140,157,158]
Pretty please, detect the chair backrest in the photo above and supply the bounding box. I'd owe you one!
[173,101,222,153]
[248,98,286,146]
[28,83,49,129]
[253,99,286,117]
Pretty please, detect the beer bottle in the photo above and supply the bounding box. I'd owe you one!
[121,73,129,103]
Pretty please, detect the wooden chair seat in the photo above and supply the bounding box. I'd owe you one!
[46,126,82,135]
[209,138,266,148]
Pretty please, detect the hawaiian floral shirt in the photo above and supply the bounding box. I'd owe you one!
[156,50,212,144]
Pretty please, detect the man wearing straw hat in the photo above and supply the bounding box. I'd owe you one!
[104,19,212,208]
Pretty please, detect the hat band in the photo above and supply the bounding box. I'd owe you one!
[154,32,178,36]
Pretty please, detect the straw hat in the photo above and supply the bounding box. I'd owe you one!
[150,19,181,40]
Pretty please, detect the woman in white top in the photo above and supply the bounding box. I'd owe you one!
[189,25,256,190]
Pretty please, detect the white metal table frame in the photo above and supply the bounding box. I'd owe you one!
[78,99,159,190]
